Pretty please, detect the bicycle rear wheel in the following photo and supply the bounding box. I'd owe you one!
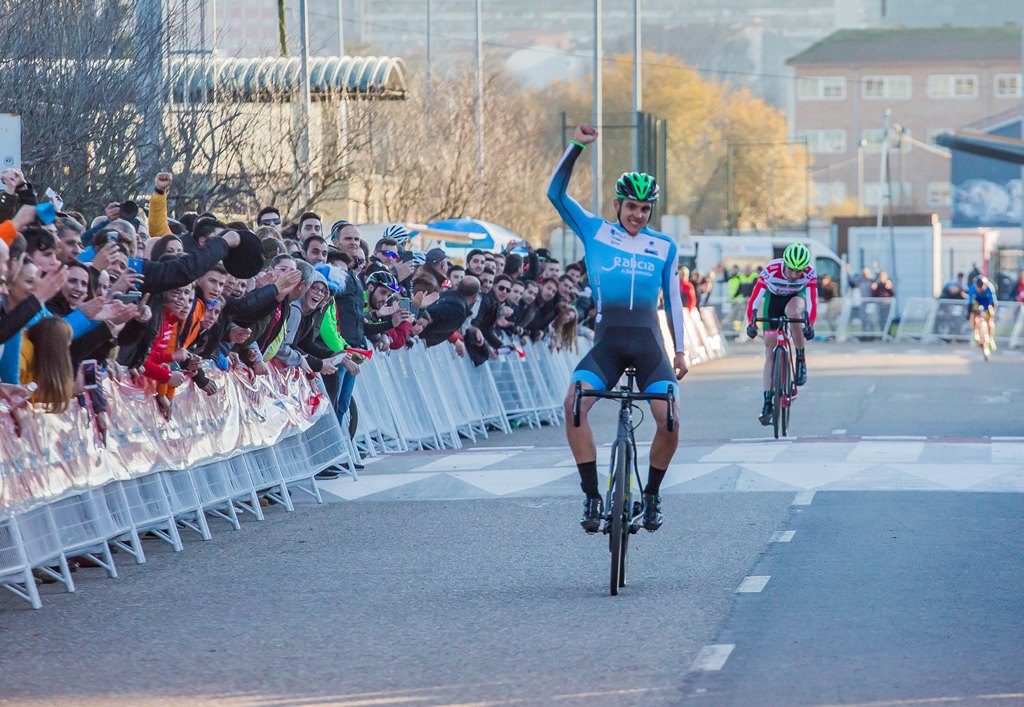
[608,441,628,596]
[771,347,785,439]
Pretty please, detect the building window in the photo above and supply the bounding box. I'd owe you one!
[927,128,953,145]
[864,181,913,207]
[862,75,912,100]
[812,181,848,206]
[927,182,952,207]
[927,74,978,99]
[995,73,1021,98]
[861,128,913,153]
[796,129,847,154]
[797,76,846,101]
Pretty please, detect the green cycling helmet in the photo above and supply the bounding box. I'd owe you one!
[615,171,660,203]
[783,242,811,271]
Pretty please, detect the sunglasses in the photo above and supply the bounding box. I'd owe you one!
[496,285,511,293]
[381,250,399,259]
[260,217,281,226]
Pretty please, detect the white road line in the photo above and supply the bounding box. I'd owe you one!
[866,383,878,395]
[412,452,520,472]
[736,576,771,593]
[792,490,816,505]
[831,429,847,435]
[848,441,925,463]
[992,436,1024,442]
[690,644,735,672]
[861,435,927,441]
[770,530,796,543]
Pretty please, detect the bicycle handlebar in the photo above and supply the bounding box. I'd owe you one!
[571,381,675,432]
[754,316,807,325]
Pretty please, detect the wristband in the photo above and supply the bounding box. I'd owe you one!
[154,187,166,195]
[569,140,587,150]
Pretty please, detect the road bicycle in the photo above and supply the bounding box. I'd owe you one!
[971,308,995,362]
[755,315,806,439]
[572,368,675,596]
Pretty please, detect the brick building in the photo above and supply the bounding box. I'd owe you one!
[786,26,1023,221]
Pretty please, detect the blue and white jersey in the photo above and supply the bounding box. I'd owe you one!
[547,143,686,352]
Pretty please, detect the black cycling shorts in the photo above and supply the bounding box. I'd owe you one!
[761,291,801,324]
[570,326,678,396]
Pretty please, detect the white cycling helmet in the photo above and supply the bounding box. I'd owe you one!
[382,223,411,244]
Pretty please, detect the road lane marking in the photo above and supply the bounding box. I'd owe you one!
[861,435,927,441]
[736,576,771,593]
[700,442,791,463]
[690,644,735,671]
[412,452,520,472]
[792,490,816,505]
[992,436,1024,441]
[770,530,795,542]
[848,441,925,463]
[991,443,1024,464]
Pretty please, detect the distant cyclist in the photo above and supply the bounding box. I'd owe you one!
[745,243,817,426]
[548,124,687,534]
[967,274,997,347]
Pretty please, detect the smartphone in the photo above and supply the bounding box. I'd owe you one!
[399,297,411,312]
[127,257,144,274]
[114,291,142,305]
[81,359,98,390]
[105,230,119,245]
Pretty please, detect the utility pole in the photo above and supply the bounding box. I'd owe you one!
[593,0,603,221]
[337,0,345,55]
[136,0,164,182]
[426,0,432,91]
[633,0,642,169]
[475,0,485,173]
[877,109,898,310]
[298,0,312,200]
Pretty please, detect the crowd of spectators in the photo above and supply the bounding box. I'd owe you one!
[0,168,597,479]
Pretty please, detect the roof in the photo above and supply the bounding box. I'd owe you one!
[169,55,408,102]
[786,26,1022,66]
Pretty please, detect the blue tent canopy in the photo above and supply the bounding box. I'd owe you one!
[427,218,521,251]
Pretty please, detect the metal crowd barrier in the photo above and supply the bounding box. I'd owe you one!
[713,296,1024,346]
[2,311,732,611]
[895,298,1024,347]
[0,368,352,610]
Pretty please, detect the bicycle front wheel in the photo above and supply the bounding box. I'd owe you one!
[608,441,628,596]
[771,347,786,440]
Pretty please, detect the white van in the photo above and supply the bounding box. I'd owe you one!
[677,234,844,300]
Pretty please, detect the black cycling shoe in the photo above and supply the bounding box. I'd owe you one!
[795,358,807,386]
[758,401,773,426]
[580,497,603,533]
[642,493,663,531]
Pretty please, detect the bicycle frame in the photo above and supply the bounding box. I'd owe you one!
[571,369,675,595]
[756,316,805,438]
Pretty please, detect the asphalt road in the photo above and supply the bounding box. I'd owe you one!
[1,342,1021,706]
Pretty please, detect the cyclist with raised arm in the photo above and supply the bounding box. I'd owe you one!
[967,274,997,349]
[549,124,687,534]
[745,243,817,426]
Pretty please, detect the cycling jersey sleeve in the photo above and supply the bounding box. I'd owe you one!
[967,285,977,308]
[746,273,767,324]
[661,240,686,353]
[804,275,818,326]
[547,143,596,241]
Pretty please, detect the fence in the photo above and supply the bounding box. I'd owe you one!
[714,297,1024,347]
[0,306,727,610]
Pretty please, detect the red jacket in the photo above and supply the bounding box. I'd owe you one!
[679,279,697,310]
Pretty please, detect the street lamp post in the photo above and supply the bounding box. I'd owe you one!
[474,0,485,173]
[633,0,642,169]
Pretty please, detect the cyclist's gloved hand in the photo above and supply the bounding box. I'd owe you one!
[803,324,814,340]
[746,323,758,339]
